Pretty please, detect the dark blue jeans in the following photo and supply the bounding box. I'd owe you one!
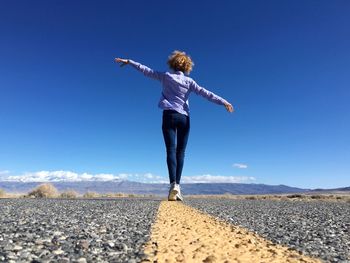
[162,110,190,184]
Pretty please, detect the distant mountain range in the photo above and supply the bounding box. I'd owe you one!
[1,179,347,196]
[310,186,350,193]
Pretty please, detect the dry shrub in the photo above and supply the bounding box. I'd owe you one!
[60,190,78,199]
[0,189,5,197]
[245,196,257,200]
[101,193,116,198]
[287,194,303,199]
[103,192,126,198]
[102,193,115,198]
[114,192,126,197]
[310,195,324,199]
[28,183,58,198]
[83,191,100,198]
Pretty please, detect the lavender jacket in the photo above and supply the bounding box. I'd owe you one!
[128,60,228,116]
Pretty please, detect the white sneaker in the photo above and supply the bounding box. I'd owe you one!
[176,187,184,201]
[168,183,179,201]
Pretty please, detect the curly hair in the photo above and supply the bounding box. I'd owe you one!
[167,50,194,74]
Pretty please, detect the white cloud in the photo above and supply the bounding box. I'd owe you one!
[93,173,116,181]
[142,173,168,183]
[118,173,131,180]
[233,163,248,169]
[147,180,169,184]
[0,170,11,180]
[181,174,255,184]
[144,173,156,179]
[1,170,131,182]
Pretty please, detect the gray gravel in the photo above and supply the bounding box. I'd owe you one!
[185,198,350,263]
[0,198,161,263]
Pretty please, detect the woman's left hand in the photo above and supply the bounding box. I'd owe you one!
[225,103,234,113]
[114,58,129,67]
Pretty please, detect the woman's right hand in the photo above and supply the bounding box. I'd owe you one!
[114,58,129,67]
[225,103,234,113]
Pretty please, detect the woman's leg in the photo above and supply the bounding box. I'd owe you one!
[162,112,177,184]
[175,115,190,184]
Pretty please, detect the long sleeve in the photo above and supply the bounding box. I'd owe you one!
[128,60,164,82]
[189,79,228,105]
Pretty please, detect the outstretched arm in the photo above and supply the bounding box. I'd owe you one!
[114,58,163,82]
[190,80,234,113]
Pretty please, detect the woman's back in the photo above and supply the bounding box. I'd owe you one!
[160,71,193,115]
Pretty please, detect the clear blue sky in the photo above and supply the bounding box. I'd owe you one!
[1,1,349,188]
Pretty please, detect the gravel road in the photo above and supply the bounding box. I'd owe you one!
[0,198,160,263]
[186,198,350,263]
[1,198,349,263]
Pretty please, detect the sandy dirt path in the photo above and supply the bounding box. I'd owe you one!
[142,201,322,263]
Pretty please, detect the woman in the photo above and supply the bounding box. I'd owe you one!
[115,50,233,201]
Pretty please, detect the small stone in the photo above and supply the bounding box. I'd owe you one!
[77,240,90,250]
[105,234,114,240]
[51,236,60,245]
[7,252,17,260]
[90,233,99,239]
[108,242,115,248]
[19,251,30,258]
[52,249,64,255]
[122,243,128,251]
[77,258,87,263]
[91,248,102,254]
[3,245,13,251]
[35,239,44,245]
[38,249,51,258]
